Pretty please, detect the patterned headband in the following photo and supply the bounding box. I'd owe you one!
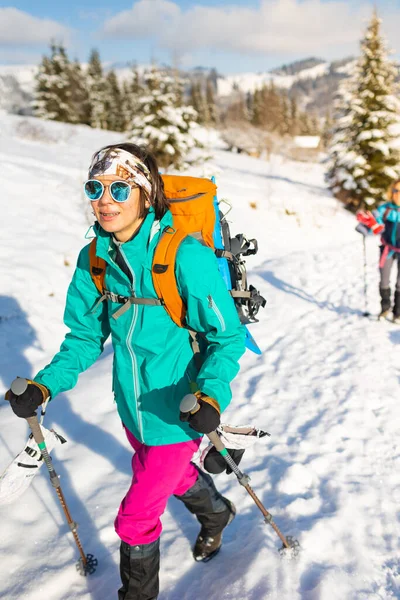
[88,148,153,198]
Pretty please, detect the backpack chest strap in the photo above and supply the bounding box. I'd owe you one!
[105,291,162,320]
[90,289,162,320]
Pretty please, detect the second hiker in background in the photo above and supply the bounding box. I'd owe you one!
[356,178,400,322]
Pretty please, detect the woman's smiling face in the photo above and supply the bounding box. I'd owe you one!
[90,174,149,242]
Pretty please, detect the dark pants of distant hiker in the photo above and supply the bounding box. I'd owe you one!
[380,253,400,291]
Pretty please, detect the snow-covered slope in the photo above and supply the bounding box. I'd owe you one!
[0,114,399,599]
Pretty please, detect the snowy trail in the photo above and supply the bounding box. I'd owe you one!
[0,115,399,599]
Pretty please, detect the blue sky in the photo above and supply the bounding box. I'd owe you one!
[1,1,400,73]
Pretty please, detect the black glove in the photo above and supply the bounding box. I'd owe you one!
[204,446,245,475]
[5,380,49,418]
[180,391,220,434]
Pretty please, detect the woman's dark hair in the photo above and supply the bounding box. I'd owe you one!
[96,142,169,220]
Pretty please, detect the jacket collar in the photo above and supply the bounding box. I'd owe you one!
[93,208,173,265]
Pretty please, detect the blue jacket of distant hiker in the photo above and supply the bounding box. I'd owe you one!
[374,202,400,249]
[34,208,246,445]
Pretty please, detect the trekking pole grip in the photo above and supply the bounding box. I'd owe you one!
[10,378,55,477]
[11,378,43,442]
[180,394,244,473]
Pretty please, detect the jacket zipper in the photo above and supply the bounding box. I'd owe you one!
[119,246,144,442]
[207,295,226,332]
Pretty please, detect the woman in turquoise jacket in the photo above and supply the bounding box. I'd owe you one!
[357,178,400,321]
[6,143,246,600]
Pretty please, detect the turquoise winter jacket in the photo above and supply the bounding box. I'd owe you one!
[374,202,400,249]
[34,208,246,445]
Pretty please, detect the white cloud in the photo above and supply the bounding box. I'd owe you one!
[0,8,71,46]
[102,0,180,38]
[99,0,400,59]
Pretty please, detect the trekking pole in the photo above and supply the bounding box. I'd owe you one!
[180,394,300,558]
[362,236,370,317]
[10,378,98,576]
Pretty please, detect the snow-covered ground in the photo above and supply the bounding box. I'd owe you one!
[0,113,399,600]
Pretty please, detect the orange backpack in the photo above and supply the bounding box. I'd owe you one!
[89,174,266,347]
[89,174,218,327]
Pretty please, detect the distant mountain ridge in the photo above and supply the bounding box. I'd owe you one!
[0,56,364,118]
[270,57,326,76]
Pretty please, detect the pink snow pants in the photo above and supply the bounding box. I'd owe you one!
[114,427,201,546]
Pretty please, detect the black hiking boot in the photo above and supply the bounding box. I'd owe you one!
[118,538,160,600]
[192,499,236,562]
[379,287,391,319]
[175,465,236,562]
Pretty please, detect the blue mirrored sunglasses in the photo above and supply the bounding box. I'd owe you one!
[83,179,138,203]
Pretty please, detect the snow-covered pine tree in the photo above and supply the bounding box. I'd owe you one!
[104,70,124,131]
[189,80,209,125]
[263,83,283,133]
[129,67,199,171]
[326,11,400,209]
[69,60,91,125]
[280,96,291,135]
[34,55,53,120]
[34,43,75,123]
[326,76,358,200]
[289,96,299,136]
[121,67,141,131]
[251,88,263,127]
[87,49,107,130]
[206,78,218,125]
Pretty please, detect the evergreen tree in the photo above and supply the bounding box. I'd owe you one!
[104,69,124,131]
[246,91,254,124]
[263,83,282,132]
[289,96,299,136]
[251,88,263,126]
[34,55,53,120]
[129,67,200,171]
[326,77,357,200]
[321,109,334,149]
[190,80,209,125]
[327,11,400,209]
[34,43,75,123]
[69,59,91,125]
[121,67,143,131]
[280,95,291,135]
[87,49,107,129]
[206,78,218,125]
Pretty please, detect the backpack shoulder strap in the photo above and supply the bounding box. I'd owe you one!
[89,238,106,295]
[152,226,188,327]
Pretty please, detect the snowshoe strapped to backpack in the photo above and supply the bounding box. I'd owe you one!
[88,174,266,353]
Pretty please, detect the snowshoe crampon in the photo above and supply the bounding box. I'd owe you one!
[76,553,98,576]
[278,536,301,560]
